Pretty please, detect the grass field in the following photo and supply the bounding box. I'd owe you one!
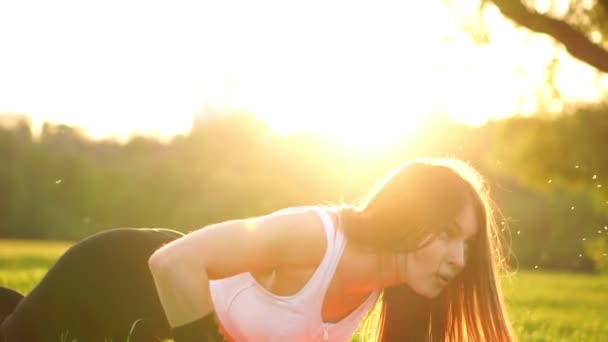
[1,239,607,341]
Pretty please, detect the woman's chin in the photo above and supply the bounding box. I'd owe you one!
[424,290,442,299]
[407,279,446,298]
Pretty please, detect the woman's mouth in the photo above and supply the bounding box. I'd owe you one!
[436,273,451,285]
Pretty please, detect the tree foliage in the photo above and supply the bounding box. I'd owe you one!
[490,103,608,272]
[0,112,606,272]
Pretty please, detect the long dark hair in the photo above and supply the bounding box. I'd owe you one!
[339,158,514,341]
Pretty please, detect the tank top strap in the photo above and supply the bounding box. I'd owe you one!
[306,206,347,303]
[270,206,346,303]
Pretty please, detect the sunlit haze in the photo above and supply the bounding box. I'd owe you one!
[0,0,605,146]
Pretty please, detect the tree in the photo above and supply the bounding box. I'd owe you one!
[453,0,608,73]
[488,0,608,73]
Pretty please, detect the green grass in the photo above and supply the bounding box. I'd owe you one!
[0,238,71,294]
[1,239,607,341]
[502,270,608,341]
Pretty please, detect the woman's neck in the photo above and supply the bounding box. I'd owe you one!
[329,208,405,295]
[335,241,404,296]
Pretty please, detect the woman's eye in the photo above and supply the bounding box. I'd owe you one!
[437,231,450,240]
[443,227,458,238]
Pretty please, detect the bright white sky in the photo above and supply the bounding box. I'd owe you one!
[0,0,605,145]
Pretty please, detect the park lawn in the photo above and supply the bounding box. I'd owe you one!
[1,239,607,341]
[0,238,72,294]
[502,270,608,341]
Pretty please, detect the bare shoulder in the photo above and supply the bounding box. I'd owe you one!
[249,206,329,267]
[151,205,330,280]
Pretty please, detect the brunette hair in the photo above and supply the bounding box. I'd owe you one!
[339,158,514,341]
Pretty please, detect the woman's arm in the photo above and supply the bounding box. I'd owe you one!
[148,207,326,328]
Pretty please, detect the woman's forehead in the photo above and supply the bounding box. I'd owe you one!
[453,204,478,239]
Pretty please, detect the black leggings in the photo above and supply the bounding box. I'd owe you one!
[0,228,189,342]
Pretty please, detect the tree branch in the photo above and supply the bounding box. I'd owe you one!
[490,0,608,73]
[600,0,608,14]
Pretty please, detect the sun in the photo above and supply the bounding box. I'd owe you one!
[240,90,428,151]
[224,62,433,151]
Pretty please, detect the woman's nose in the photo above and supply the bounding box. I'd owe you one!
[447,240,466,270]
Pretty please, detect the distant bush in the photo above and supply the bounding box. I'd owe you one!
[584,236,608,273]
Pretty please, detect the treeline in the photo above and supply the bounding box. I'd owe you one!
[0,108,606,273]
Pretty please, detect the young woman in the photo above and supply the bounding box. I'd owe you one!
[0,158,514,341]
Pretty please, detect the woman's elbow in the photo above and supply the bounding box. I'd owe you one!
[148,243,205,278]
[148,246,174,276]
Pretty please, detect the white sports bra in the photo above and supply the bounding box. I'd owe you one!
[209,206,379,341]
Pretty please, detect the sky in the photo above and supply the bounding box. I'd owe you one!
[0,0,605,145]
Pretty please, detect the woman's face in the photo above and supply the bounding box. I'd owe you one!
[400,202,478,298]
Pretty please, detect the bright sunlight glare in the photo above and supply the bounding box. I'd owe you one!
[0,0,605,146]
